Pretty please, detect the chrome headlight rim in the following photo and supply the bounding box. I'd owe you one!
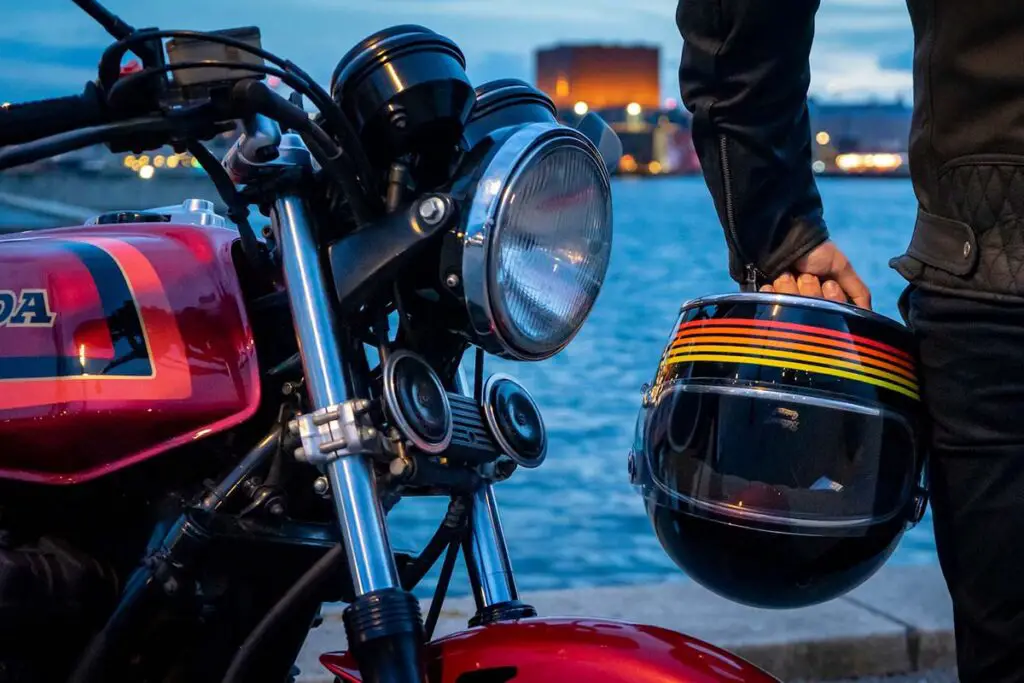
[461,121,613,361]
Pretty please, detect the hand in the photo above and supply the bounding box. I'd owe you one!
[759,240,872,310]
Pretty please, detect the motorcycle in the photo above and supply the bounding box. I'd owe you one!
[0,2,781,682]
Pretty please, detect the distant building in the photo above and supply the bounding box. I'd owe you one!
[535,44,660,111]
[809,100,912,175]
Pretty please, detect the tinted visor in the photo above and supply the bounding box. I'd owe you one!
[638,383,917,533]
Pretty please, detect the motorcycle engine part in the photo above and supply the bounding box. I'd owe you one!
[461,79,557,151]
[330,24,474,174]
[382,350,453,454]
[452,121,613,361]
[165,27,266,88]
[482,374,547,468]
[289,398,381,466]
[632,292,926,609]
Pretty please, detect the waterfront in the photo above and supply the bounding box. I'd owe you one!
[0,175,931,596]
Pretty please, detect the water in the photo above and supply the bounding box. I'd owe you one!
[0,177,937,597]
[388,175,937,596]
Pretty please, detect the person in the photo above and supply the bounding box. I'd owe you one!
[674,1,1024,681]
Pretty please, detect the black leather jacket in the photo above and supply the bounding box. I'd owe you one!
[676,0,1024,301]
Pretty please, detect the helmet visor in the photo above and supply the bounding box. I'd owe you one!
[636,383,918,534]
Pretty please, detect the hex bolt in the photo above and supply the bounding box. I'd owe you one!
[418,196,447,226]
[445,273,461,289]
[313,476,330,496]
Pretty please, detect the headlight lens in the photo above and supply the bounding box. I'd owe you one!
[461,123,613,360]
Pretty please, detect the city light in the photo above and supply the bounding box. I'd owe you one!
[138,155,150,166]
[835,153,903,172]
[167,155,180,169]
[619,154,638,173]
[816,131,831,146]
[812,160,826,173]
[123,155,136,168]
[648,160,663,174]
[154,155,166,168]
[139,164,155,180]
[573,101,589,116]
[626,102,642,116]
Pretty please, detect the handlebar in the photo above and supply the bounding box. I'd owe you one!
[0,83,107,147]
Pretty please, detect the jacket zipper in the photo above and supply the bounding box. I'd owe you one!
[718,134,762,291]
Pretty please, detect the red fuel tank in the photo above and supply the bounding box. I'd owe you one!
[0,221,260,484]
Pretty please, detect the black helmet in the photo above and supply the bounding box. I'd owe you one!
[630,293,927,609]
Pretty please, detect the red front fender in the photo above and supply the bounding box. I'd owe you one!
[320,617,780,683]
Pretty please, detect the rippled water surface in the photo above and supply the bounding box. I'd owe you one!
[0,177,934,597]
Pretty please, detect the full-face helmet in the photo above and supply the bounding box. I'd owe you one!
[630,293,927,609]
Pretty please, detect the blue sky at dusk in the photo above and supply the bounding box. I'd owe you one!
[1,0,914,105]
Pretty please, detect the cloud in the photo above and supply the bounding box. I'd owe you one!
[1,0,915,104]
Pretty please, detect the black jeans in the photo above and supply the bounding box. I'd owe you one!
[902,286,1024,683]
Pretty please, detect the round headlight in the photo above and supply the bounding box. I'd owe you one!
[461,122,613,360]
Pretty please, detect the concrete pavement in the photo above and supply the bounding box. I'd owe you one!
[294,563,955,682]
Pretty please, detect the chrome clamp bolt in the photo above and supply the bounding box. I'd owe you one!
[288,398,379,466]
[417,196,447,226]
[312,476,330,496]
[445,273,460,289]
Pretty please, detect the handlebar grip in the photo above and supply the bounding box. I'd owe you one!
[0,83,107,147]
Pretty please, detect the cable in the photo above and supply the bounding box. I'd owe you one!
[221,543,345,683]
[186,141,267,270]
[424,538,460,641]
[0,117,167,171]
[106,60,381,220]
[96,29,375,190]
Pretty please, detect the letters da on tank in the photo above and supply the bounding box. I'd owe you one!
[0,290,56,327]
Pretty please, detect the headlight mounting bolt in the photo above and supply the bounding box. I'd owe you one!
[445,273,461,289]
[418,196,447,226]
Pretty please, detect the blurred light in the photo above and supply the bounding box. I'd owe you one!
[153,155,166,168]
[138,155,150,165]
[816,131,831,145]
[1,102,9,109]
[191,158,201,169]
[139,164,155,180]
[573,101,589,116]
[648,160,663,175]
[267,75,282,88]
[626,102,642,116]
[812,160,826,173]
[556,77,569,97]
[664,98,678,109]
[835,153,903,172]
[123,155,136,168]
[619,154,638,173]
[167,155,180,169]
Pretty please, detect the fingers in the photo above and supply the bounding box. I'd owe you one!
[834,265,872,310]
[822,280,847,303]
[797,273,823,298]
[772,273,800,296]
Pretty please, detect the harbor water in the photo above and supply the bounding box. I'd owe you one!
[0,175,935,596]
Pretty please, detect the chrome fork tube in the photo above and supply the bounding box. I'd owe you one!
[455,371,519,610]
[464,484,519,608]
[273,194,399,596]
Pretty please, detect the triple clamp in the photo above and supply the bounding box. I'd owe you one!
[289,399,380,466]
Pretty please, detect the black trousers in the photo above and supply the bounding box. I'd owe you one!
[902,286,1024,683]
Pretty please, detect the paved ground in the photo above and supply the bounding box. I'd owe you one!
[810,670,958,683]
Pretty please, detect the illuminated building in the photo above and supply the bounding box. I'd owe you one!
[535,44,660,111]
